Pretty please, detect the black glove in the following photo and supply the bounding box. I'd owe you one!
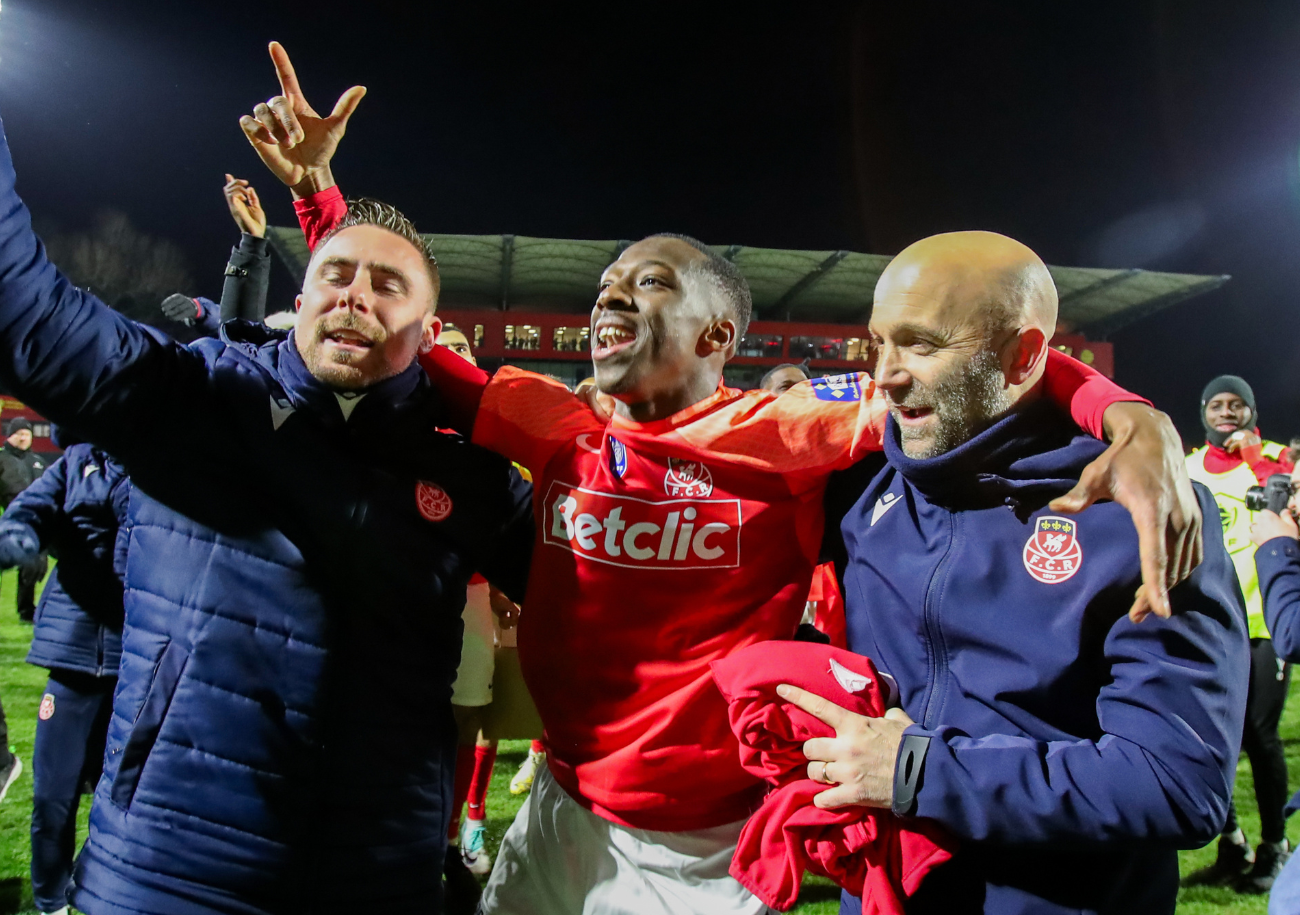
[161,293,203,327]
[0,524,40,570]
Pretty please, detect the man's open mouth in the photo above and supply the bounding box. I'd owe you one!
[324,328,375,353]
[592,321,638,360]
[896,405,934,425]
[1214,422,1239,432]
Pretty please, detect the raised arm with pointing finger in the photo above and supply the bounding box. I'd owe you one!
[0,51,533,913]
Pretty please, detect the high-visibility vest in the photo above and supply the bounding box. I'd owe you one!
[1186,441,1288,638]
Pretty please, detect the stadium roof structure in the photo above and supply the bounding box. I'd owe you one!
[267,228,1229,338]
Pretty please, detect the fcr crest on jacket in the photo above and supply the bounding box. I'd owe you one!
[0,117,535,915]
[1,443,129,677]
[834,400,1248,915]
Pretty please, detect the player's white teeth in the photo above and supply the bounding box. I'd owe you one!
[596,327,636,348]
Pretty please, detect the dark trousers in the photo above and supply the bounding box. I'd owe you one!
[31,670,114,914]
[1223,637,1291,844]
[16,553,48,620]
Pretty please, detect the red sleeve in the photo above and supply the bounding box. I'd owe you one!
[473,366,604,476]
[293,185,347,251]
[1242,440,1294,484]
[1042,348,1151,440]
[417,344,491,436]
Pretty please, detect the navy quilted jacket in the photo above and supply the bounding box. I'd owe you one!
[2,443,128,676]
[836,403,1248,915]
[0,117,534,915]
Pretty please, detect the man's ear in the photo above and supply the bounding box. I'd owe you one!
[698,318,738,358]
[294,294,303,314]
[419,315,444,355]
[1005,326,1048,386]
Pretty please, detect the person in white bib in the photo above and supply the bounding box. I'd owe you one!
[1185,375,1295,893]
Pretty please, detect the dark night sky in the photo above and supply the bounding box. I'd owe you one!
[0,0,1297,445]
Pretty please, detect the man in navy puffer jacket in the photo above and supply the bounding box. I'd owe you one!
[0,432,129,915]
[0,109,534,915]
[788,231,1249,915]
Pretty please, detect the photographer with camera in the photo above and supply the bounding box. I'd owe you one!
[1249,470,1300,912]
[1188,375,1295,892]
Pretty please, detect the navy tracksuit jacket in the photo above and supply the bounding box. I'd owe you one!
[835,401,1249,915]
[6,443,129,677]
[0,116,535,915]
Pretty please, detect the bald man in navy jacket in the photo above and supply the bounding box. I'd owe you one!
[785,231,1248,915]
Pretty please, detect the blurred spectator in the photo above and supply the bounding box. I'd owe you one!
[759,361,811,396]
[0,430,128,915]
[0,417,49,622]
[1249,471,1300,908]
[1186,375,1295,892]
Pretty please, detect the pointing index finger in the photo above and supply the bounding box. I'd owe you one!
[269,41,306,105]
[777,683,848,731]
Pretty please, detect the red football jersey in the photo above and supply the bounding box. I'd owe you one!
[475,368,886,830]
[472,359,1135,831]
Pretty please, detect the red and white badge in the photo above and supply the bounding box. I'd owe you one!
[1023,515,1083,584]
[39,693,55,720]
[664,458,714,498]
[416,481,453,522]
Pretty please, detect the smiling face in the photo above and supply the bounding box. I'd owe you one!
[590,236,737,420]
[869,232,1055,459]
[869,300,1015,458]
[295,225,440,390]
[1204,393,1252,437]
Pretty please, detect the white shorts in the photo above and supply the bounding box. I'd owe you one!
[451,581,495,707]
[481,764,773,915]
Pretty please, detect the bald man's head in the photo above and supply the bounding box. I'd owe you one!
[870,231,1058,458]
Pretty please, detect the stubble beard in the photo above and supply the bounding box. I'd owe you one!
[298,313,393,391]
[893,350,1015,459]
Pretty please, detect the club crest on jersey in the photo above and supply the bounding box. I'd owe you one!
[609,437,628,478]
[665,457,714,497]
[416,481,453,523]
[39,693,54,720]
[1023,515,1083,584]
[811,374,862,402]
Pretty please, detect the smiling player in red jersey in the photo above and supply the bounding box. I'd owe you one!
[241,44,1202,915]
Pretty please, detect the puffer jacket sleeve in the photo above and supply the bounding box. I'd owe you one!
[107,458,130,584]
[906,486,1249,849]
[0,450,68,548]
[0,116,213,466]
[1256,536,1300,662]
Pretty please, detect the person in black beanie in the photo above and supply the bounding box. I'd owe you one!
[1187,374,1295,892]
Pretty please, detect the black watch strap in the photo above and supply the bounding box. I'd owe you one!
[892,733,931,816]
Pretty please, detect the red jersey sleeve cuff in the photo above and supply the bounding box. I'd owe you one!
[1043,348,1151,441]
[418,343,491,436]
[293,185,347,251]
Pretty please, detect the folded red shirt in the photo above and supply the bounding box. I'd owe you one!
[711,641,954,913]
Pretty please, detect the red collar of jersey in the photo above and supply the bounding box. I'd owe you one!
[609,381,744,435]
